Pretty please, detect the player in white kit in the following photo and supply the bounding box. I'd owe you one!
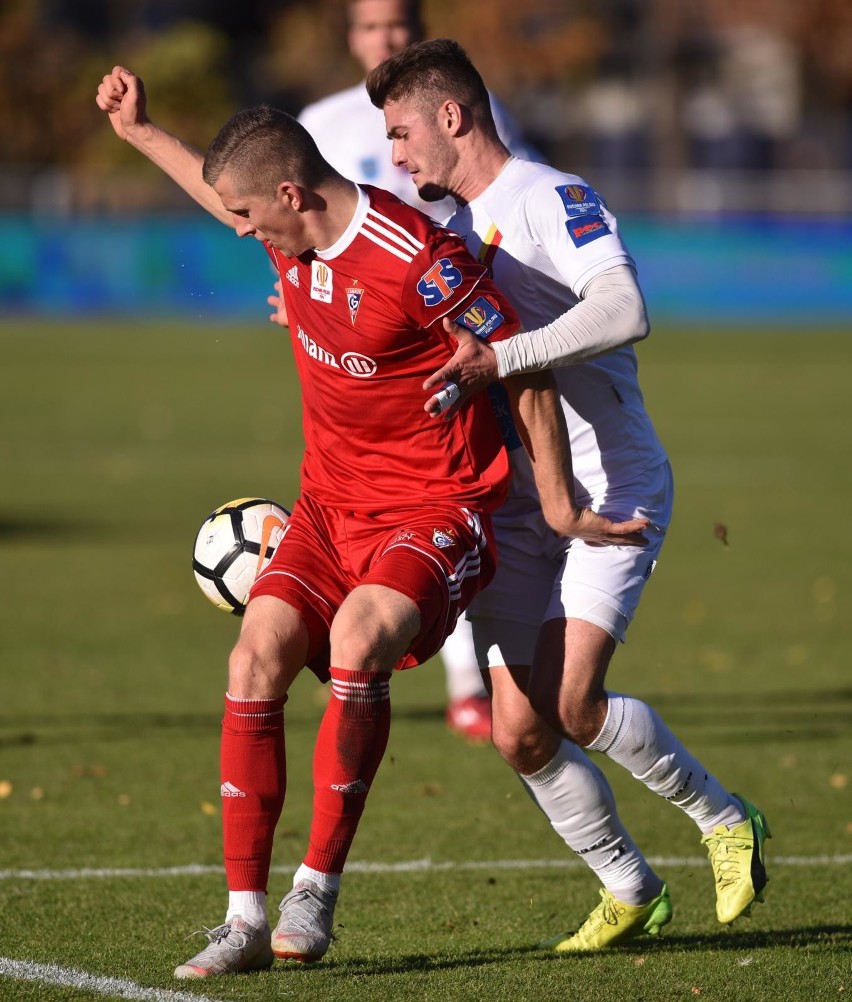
[368,38,771,951]
[297,0,542,741]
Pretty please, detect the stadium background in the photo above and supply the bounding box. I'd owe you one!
[1,0,851,323]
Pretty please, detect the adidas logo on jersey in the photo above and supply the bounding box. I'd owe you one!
[285,265,299,288]
[220,781,247,798]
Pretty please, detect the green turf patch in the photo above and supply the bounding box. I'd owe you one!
[0,321,850,1001]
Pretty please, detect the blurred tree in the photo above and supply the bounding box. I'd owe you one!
[79,20,237,169]
[1,0,849,212]
[0,0,92,164]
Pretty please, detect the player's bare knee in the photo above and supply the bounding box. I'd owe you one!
[527,687,587,746]
[328,621,384,671]
[556,701,605,748]
[228,635,289,698]
[331,590,419,671]
[491,716,555,774]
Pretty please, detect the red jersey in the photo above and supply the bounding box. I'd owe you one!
[267,185,522,513]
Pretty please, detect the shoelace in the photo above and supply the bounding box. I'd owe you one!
[279,887,332,934]
[185,922,248,949]
[581,890,622,934]
[703,833,752,888]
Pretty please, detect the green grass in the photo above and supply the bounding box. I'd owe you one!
[0,320,850,1001]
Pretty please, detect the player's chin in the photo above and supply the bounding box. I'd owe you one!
[416,180,449,203]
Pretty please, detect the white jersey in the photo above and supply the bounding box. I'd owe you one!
[299,83,542,223]
[448,157,669,505]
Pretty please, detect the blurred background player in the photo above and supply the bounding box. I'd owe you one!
[296,0,543,741]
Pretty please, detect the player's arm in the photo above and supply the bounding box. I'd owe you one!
[95,66,232,227]
[504,370,649,545]
[424,265,647,417]
[493,264,648,376]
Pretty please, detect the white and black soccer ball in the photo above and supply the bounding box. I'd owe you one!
[192,497,290,615]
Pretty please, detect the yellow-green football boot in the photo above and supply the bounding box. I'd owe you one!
[701,794,771,924]
[541,883,672,952]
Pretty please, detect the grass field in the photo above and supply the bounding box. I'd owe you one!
[0,320,849,1002]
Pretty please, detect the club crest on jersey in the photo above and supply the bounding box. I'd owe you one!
[453,296,505,340]
[346,286,364,325]
[311,260,333,302]
[417,258,463,306]
[432,528,456,549]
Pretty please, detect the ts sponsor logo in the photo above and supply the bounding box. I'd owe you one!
[417,257,463,306]
[311,260,333,302]
[285,265,299,288]
[346,286,364,324]
[432,528,456,549]
[453,296,505,340]
[391,531,416,544]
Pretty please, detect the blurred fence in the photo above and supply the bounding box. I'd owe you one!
[2,214,850,327]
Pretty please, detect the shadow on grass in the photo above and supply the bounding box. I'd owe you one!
[1,684,849,748]
[0,712,221,749]
[649,924,852,952]
[277,924,852,978]
[0,513,108,542]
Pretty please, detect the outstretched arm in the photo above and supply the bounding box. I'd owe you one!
[95,65,232,227]
[424,264,647,418]
[505,371,649,546]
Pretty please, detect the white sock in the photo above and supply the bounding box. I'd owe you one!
[293,862,341,896]
[226,890,268,930]
[588,693,744,834]
[519,739,662,905]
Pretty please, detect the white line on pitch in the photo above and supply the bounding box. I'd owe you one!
[0,854,849,881]
[0,957,225,1002]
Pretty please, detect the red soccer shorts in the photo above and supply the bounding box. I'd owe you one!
[249,493,496,679]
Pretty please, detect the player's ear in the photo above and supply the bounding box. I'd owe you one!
[277,180,303,211]
[439,99,464,137]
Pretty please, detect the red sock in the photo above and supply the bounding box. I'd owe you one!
[220,693,286,891]
[305,668,392,874]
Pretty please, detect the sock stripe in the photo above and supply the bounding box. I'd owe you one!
[226,708,284,719]
[330,677,390,703]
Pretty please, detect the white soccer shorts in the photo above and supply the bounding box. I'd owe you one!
[469,461,673,669]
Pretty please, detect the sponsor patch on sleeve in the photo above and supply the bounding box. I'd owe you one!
[417,257,463,306]
[453,296,505,340]
[556,184,611,247]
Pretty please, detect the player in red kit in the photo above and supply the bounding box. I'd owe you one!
[96,66,648,978]
[262,187,511,516]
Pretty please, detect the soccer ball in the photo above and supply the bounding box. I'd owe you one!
[192,497,290,615]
